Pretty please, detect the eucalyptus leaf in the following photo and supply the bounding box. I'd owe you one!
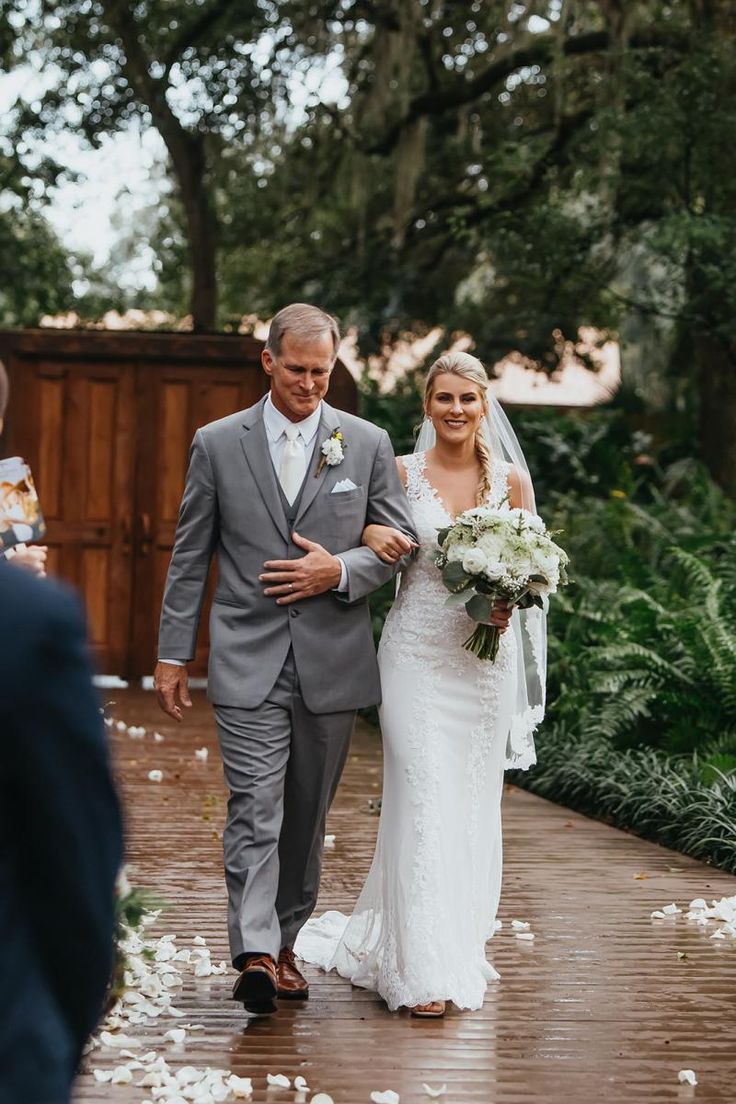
[465,593,494,623]
[442,561,471,593]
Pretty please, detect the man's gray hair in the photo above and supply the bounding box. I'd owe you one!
[0,360,8,420]
[265,303,340,359]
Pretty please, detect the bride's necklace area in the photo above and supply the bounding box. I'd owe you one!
[420,450,487,520]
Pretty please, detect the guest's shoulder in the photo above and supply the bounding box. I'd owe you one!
[0,566,83,642]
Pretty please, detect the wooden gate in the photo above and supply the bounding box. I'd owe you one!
[0,330,358,677]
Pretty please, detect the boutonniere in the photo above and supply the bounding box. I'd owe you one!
[316,428,346,476]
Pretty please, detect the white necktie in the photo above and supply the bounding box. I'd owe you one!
[279,424,307,504]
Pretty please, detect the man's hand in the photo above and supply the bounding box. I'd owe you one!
[8,544,47,576]
[154,662,193,722]
[260,532,342,604]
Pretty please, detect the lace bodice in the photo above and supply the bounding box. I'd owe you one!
[379,451,516,670]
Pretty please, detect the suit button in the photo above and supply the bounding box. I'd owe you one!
[289,608,300,617]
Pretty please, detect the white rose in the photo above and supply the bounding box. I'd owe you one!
[484,560,506,581]
[448,542,472,564]
[462,548,488,575]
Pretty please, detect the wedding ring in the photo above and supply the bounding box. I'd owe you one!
[289,582,294,590]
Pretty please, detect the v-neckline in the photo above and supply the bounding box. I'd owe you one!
[417,451,488,521]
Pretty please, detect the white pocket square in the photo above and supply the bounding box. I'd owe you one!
[331,478,359,493]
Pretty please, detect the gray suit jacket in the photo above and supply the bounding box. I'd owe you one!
[158,397,417,713]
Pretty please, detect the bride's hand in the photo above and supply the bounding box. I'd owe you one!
[362,524,417,564]
[488,599,513,633]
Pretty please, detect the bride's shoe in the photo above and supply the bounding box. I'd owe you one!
[409,1000,446,1018]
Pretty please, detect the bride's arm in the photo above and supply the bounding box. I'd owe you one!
[362,457,415,563]
[508,465,534,510]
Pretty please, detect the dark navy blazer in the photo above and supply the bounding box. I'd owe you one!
[0,562,123,1104]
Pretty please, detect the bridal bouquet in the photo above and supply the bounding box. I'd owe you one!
[435,506,569,661]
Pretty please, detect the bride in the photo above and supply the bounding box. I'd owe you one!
[295,351,547,1017]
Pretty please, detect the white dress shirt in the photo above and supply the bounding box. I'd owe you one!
[159,395,347,665]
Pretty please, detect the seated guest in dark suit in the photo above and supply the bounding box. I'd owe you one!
[0,366,124,1104]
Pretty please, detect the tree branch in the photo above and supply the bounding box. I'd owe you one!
[368,26,687,155]
[162,0,241,75]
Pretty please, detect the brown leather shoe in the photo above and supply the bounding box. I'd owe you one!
[232,954,278,1014]
[277,947,309,1000]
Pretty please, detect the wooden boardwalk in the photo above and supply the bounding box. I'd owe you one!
[76,687,736,1104]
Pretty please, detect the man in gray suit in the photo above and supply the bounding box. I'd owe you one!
[155,304,416,1015]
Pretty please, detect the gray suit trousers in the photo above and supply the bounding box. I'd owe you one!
[214,651,355,965]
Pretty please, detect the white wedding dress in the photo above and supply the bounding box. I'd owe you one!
[294,451,519,1010]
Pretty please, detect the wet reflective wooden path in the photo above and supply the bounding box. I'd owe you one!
[76,688,736,1104]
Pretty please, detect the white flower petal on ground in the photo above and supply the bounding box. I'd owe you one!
[515,932,535,941]
[662,903,681,916]
[310,1095,334,1104]
[689,898,707,910]
[195,747,209,761]
[175,1066,203,1086]
[294,1075,309,1091]
[370,1092,400,1104]
[678,1069,697,1085]
[154,731,165,742]
[92,1069,113,1082]
[650,910,666,919]
[422,1084,447,1097]
[99,1031,141,1048]
[193,936,208,946]
[115,720,128,732]
[511,920,530,931]
[163,1028,186,1044]
[111,1065,134,1084]
[148,770,164,782]
[710,928,726,940]
[194,958,220,977]
[227,1074,253,1097]
[324,834,336,847]
[494,919,502,930]
[266,1073,291,1088]
[138,1070,168,1087]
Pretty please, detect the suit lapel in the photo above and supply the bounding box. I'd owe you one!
[293,403,342,529]
[239,398,290,542]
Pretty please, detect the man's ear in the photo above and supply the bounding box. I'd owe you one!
[261,349,274,377]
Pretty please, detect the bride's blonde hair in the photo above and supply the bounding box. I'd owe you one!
[424,352,492,505]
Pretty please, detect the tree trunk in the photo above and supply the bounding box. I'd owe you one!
[695,336,736,494]
[105,1,218,331]
[163,130,218,332]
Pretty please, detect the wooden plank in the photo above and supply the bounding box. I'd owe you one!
[75,689,736,1104]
